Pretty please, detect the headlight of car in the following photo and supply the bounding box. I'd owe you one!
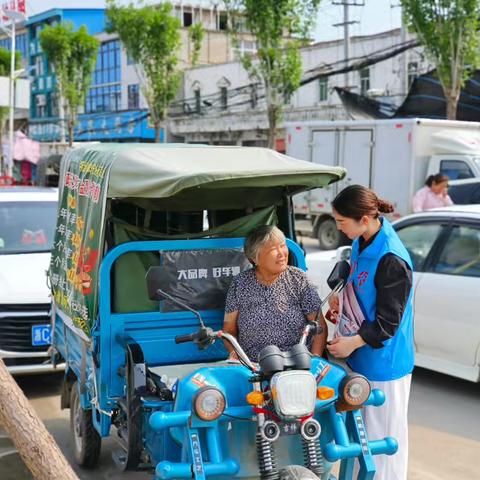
[337,373,371,411]
[270,371,317,418]
[193,387,226,421]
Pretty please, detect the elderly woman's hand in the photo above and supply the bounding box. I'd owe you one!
[326,335,365,358]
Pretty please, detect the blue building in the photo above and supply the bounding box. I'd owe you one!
[0,31,28,63]
[25,8,156,143]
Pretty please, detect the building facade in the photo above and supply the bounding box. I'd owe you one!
[20,2,257,143]
[171,28,431,149]
[0,19,30,121]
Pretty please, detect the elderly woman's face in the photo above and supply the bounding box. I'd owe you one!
[256,238,289,274]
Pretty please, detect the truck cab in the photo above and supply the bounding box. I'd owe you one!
[428,154,480,180]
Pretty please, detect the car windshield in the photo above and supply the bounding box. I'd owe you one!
[0,201,57,254]
[474,157,480,170]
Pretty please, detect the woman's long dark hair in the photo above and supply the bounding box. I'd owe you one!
[425,173,449,187]
[332,185,394,220]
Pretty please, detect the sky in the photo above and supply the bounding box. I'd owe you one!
[21,0,402,42]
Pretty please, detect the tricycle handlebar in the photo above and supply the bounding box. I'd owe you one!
[174,328,257,372]
[175,333,197,344]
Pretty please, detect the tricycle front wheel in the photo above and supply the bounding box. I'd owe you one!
[70,381,102,468]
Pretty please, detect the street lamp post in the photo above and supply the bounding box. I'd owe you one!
[3,9,25,178]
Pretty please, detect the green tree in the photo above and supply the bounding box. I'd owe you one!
[225,0,321,149]
[0,47,21,171]
[401,0,480,120]
[39,23,99,145]
[106,1,204,142]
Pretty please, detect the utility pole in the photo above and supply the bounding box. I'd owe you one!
[332,1,364,90]
[391,3,408,97]
[1,7,25,178]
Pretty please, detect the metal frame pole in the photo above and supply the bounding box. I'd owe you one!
[5,18,16,177]
[7,18,16,178]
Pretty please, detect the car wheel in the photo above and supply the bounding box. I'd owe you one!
[70,381,101,468]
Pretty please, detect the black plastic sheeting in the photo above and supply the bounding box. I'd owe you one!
[335,88,396,119]
[336,70,480,121]
[157,249,252,312]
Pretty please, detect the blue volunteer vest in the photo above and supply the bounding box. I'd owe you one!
[347,217,414,381]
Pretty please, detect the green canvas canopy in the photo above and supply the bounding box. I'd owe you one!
[61,143,345,207]
[51,143,346,337]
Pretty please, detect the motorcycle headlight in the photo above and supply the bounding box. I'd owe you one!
[337,374,371,410]
[270,371,317,418]
[193,387,226,421]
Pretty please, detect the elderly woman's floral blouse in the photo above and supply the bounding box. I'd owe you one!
[225,266,321,361]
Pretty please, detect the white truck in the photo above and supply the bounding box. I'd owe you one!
[287,118,480,249]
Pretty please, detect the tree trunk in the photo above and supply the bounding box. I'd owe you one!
[67,120,74,147]
[0,359,79,480]
[154,120,161,143]
[445,88,459,120]
[267,104,278,150]
[58,88,66,144]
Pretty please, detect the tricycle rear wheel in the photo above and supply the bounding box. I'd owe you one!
[70,381,102,468]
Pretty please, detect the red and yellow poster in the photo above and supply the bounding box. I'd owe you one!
[50,149,114,337]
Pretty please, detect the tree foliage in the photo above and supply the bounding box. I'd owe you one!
[106,0,204,142]
[401,0,480,119]
[0,47,21,75]
[225,0,321,149]
[39,23,99,145]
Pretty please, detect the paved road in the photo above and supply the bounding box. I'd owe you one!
[1,365,478,480]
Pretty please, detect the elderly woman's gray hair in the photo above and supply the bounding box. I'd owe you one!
[244,225,286,264]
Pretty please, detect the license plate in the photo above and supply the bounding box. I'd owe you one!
[31,324,51,346]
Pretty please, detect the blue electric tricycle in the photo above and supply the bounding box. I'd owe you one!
[49,143,397,480]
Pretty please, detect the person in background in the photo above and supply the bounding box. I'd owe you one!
[412,173,453,212]
[223,225,326,361]
[327,185,413,480]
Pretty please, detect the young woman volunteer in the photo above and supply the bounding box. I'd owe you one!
[326,185,414,480]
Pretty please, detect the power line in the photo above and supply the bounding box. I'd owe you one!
[170,36,420,117]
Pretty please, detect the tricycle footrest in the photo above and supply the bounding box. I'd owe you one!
[155,458,239,479]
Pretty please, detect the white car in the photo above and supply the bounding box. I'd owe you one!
[0,187,59,374]
[307,205,480,383]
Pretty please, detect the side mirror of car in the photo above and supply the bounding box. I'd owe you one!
[327,260,351,290]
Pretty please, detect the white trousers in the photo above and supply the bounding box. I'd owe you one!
[355,374,412,480]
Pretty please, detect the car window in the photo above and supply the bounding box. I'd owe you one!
[440,160,474,180]
[396,223,444,270]
[0,201,57,254]
[434,226,480,278]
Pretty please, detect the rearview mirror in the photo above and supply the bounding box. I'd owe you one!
[335,246,352,262]
[145,266,167,301]
[327,260,350,290]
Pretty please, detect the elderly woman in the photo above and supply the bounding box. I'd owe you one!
[223,225,326,361]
